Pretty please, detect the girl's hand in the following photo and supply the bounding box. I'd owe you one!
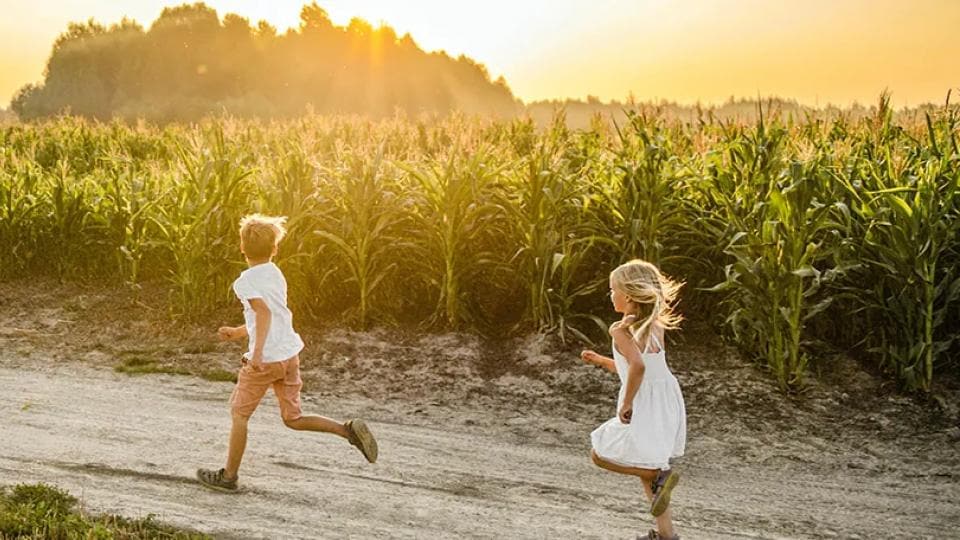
[581,350,601,366]
[618,404,633,424]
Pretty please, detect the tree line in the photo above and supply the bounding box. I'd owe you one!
[11,2,520,121]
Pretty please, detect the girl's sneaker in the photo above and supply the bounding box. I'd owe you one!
[345,419,379,463]
[196,468,238,493]
[650,468,680,516]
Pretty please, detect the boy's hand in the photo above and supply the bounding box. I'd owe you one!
[250,354,264,371]
[218,326,243,341]
[581,350,601,366]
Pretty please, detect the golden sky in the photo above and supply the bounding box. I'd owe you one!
[1,0,957,109]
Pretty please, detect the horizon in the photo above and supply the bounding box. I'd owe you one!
[1,0,958,111]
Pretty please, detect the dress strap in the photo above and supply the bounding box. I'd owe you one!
[645,333,664,353]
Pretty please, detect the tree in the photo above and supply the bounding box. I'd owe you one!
[11,2,519,121]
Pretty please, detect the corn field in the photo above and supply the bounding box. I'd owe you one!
[1,96,958,392]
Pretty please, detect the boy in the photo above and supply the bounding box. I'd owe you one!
[197,214,378,492]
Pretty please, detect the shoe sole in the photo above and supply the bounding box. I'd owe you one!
[651,471,679,517]
[350,419,379,463]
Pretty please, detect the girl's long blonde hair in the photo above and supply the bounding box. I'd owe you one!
[610,259,683,344]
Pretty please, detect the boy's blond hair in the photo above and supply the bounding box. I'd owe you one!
[239,214,287,260]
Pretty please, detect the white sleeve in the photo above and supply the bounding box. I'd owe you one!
[233,276,263,301]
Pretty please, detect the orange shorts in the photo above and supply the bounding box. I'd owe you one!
[230,355,303,421]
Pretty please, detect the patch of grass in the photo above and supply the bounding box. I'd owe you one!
[182,342,218,355]
[114,356,236,383]
[200,368,237,383]
[117,346,179,357]
[114,357,190,377]
[0,482,209,539]
[6,483,76,514]
[117,356,154,368]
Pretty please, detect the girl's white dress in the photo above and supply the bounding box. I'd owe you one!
[590,333,686,470]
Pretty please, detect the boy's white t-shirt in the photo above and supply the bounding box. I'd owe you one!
[232,262,304,363]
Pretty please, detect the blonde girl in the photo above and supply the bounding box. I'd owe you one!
[581,259,686,540]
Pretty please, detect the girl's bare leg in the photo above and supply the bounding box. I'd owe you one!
[591,450,658,482]
[592,451,676,538]
[641,477,676,538]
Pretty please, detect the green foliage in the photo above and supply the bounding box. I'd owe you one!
[698,137,844,389]
[831,95,960,391]
[597,111,690,268]
[402,145,508,328]
[2,102,958,392]
[155,124,256,319]
[311,147,413,328]
[504,120,602,339]
[114,356,191,376]
[0,483,208,538]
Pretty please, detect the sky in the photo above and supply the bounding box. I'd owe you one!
[1,0,957,109]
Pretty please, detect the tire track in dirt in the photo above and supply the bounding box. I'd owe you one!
[2,362,957,539]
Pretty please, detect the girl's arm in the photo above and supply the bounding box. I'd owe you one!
[581,350,617,373]
[612,328,645,422]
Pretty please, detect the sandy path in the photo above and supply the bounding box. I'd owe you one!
[2,362,957,539]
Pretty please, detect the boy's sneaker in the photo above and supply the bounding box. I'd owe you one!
[196,468,238,493]
[345,419,378,463]
[650,468,680,516]
[639,531,680,540]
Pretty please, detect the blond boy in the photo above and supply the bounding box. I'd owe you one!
[197,214,378,492]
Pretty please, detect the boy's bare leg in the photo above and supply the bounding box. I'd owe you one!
[284,415,349,438]
[224,413,250,479]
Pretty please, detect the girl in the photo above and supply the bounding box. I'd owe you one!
[581,259,686,540]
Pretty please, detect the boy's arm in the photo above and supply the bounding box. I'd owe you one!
[249,298,272,369]
[217,325,248,341]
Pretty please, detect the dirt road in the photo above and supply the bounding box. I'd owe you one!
[3,361,957,539]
